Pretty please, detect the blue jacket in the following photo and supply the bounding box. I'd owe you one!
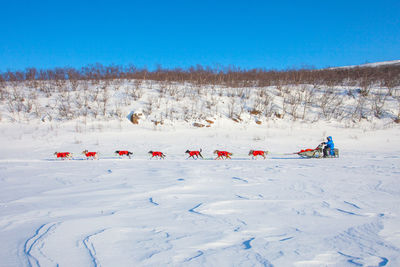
[326,136,334,149]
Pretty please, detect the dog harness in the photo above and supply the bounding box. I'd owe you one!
[117,151,131,156]
[85,152,97,157]
[151,151,164,157]
[188,151,201,157]
[251,150,265,156]
[56,152,70,158]
[217,151,232,157]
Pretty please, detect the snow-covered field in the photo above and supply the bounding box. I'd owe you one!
[0,121,400,266]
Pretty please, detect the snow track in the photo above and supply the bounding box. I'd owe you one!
[1,152,400,266]
[24,223,59,267]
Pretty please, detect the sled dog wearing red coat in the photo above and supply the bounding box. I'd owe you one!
[148,151,166,159]
[54,152,72,160]
[185,149,203,159]
[115,150,133,158]
[213,150,232,160]
[248,150,269,159]
[82,150,98,159]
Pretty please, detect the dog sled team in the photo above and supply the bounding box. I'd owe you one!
[54,136,338,160]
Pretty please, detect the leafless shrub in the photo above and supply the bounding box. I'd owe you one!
[92,85,102,102]
[56,80,69,93]
[218,87,224,97]
[346,87,356,98]
[227,98,236,118]
[193,85,203,96]
[123,80,142,103]
[113,103,124,121]
[10,87,25,102]
[7,98,24,116]
[371,90,387,118]
[353,94,368,122]
[31,99,44,119]
[25,97,33,113]
[75,90,90,118]
[70,79,79,91]
[166,84,179,98]
[261,93,275,118]
[0,82,6,101]
[55,79,66,89]
[286,90,302,120]
[158,80,169,97]
[301,85,316,120]
[276,84,283,96]
[98,83,109,116]
[205,99,214,111]
[235,87,250,99]
[281,92,289,119]
[318,88,344,120]
[383,75,397,97]
[38,81,53,97]
[144,96,155,116]
[359,78,372,97]
[206,95,218,110]
[252,92,264,112]
[182,106,191,121]
[56,92,73,119]
[393,89,400,121]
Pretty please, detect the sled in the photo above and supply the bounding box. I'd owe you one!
[296,144,339,158]
[297,147,322,158]
[326,148,339,158]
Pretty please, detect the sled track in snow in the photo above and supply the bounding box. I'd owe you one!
[24,223,59,267]
[82,229,107,267]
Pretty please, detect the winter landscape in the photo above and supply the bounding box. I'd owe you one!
[1,0,400,264]
[1,60,400,266]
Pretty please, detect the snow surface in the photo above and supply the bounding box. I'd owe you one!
[0,121,400,266]
[332,59,400,69]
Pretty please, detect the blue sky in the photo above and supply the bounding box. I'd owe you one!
[1,0,399,71]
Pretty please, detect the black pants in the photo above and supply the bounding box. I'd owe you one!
[323,147,331,157]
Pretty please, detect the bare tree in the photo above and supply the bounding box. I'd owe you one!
[113,103,124,121]
[371,90,387,118]
[301,85,316,120]
[318,88,343,120]
[262,92,275,118]
[0,82,6,101]
[354,94,368,122]
[144,96,155,117]
[56,91,73,119]
[393,89,400,122]
[99,83,109,116]
[286,90,302,120]
[359,78,372,97]
[227,98,236,119]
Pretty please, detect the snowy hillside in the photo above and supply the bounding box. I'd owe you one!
[1,60,400,129]
[1,78,400,130]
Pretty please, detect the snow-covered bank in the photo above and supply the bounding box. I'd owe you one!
[0,121,400,266]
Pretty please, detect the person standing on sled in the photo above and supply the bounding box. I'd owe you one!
[322,136,334,157]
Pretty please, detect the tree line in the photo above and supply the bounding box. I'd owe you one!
[1,63,399,88]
